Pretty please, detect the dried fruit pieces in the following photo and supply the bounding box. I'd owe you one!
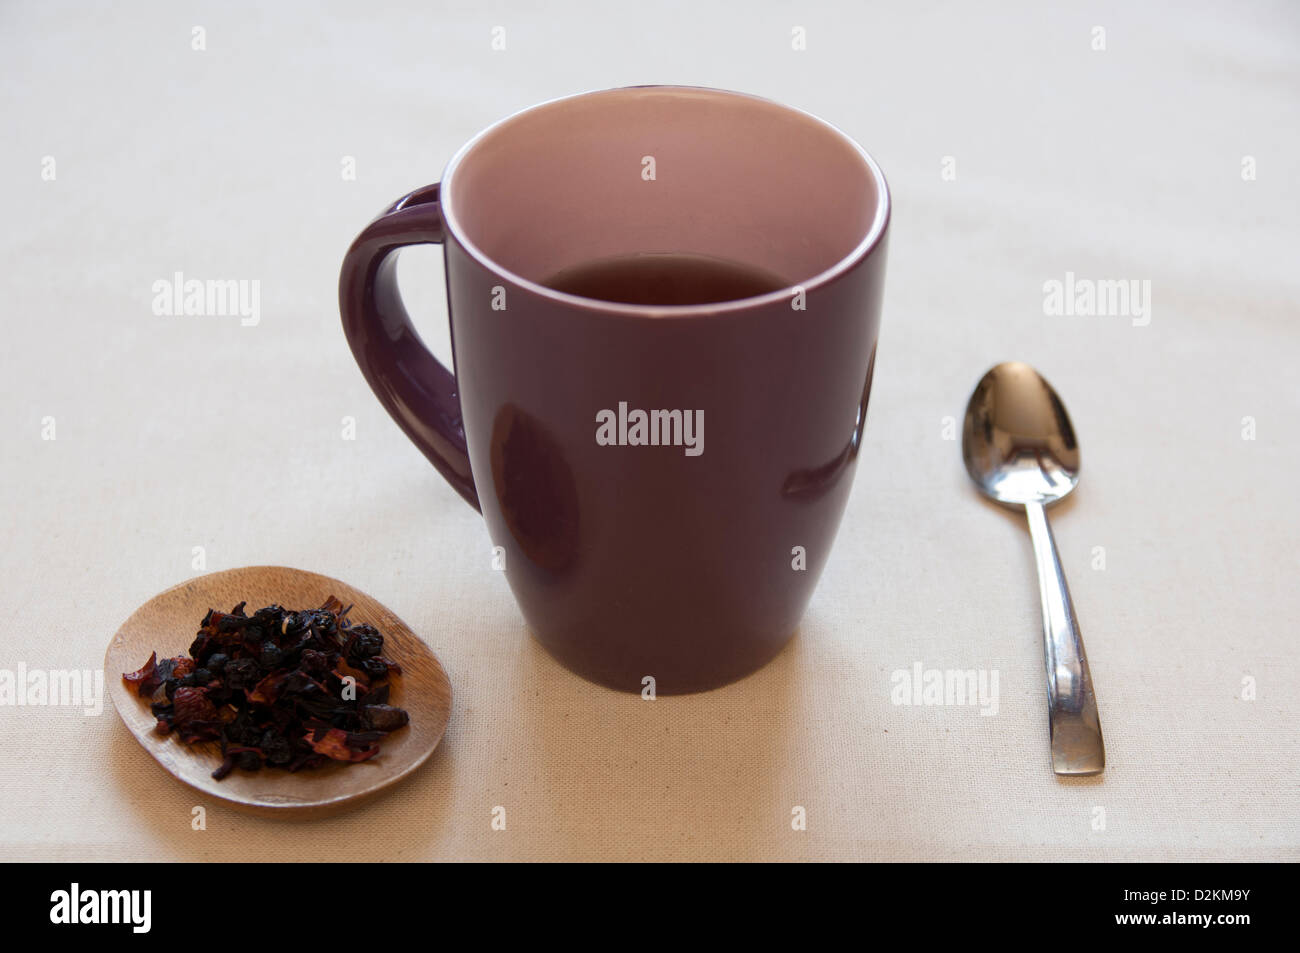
[122,597,409,780]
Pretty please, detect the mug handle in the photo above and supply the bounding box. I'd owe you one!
[339,184,480,511]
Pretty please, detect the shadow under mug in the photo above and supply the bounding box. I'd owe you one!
[340,85,890,694]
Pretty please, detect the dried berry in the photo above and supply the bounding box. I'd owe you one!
[362,704,410,732]
[259,641,282,668]
[122,597,410,780]
[260,730,293,766]
[223,657,260,691]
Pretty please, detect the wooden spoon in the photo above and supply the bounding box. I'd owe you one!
[105,566,451,818]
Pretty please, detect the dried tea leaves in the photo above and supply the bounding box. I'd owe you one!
[122,597,409,780]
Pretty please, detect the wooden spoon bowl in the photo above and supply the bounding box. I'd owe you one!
[105,566,451,818]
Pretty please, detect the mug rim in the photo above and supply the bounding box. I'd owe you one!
[438,84,891,318]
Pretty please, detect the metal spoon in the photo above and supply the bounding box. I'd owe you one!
[962,362,1105,776]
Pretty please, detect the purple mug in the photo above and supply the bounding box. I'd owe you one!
[340,86,890,693]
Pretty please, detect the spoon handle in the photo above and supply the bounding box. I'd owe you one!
[1024,501,1105,776]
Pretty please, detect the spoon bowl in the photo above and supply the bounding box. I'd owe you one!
[963,361,1080,507]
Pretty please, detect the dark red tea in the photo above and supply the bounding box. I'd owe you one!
[544,252,789,306]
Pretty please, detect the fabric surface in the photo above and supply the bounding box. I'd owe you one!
[1,0,1296,862]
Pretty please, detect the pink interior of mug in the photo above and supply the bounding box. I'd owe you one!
[439,86,887,302]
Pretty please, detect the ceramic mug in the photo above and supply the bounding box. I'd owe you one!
[340,85,890,693]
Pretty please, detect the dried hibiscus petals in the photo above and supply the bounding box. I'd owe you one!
[122,597,410,780]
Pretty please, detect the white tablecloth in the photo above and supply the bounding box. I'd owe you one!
[2,0,1296,861]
